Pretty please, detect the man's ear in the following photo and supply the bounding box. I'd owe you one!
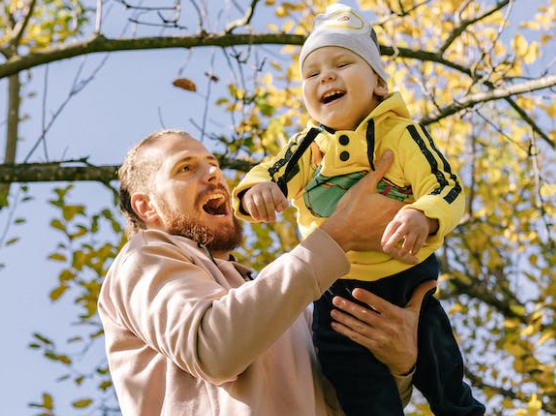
[131,192,160,226]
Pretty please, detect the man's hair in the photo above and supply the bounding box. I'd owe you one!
[118,129,190,238]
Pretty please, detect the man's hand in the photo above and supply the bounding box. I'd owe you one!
[329,280,437,376]
[242,182,289,222]
[321,150,408,258]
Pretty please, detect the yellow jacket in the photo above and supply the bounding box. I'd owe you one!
[233,92,465,281]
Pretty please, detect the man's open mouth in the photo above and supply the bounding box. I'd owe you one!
[202,194,228,216]
[321,90,345,104]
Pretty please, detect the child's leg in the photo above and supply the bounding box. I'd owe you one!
[413,290,486,416]
[313,280,405,416]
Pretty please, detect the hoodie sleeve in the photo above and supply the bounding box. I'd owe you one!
[102,229,349,385]
[397,123,465,244]
[232,131,313,222]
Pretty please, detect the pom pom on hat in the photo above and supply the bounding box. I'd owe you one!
[299,4,387,81]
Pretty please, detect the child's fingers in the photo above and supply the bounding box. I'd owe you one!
[381,220,406,251]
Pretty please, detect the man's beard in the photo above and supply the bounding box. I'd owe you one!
[165,213,243,252]
[156,188,243,252]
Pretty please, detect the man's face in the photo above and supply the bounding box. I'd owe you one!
[302,46,387,131]
[145,134,242,254]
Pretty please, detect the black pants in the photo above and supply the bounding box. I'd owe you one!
[312,255,485,416]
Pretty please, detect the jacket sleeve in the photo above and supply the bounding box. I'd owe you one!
[232,131,313,222]
[107,229,349,385]
[396,124,465,244]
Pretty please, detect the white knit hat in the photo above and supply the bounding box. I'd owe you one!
[299,4,388,81]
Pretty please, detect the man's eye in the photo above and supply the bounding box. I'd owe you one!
[180,165,191,172]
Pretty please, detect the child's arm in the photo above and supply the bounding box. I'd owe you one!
[381,208,439,264]
[380,123,465,263]
[232,131,312,223]
[242,182,289,222]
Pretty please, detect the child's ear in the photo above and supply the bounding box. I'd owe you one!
[131,192,160,225]
[374,77,389,97]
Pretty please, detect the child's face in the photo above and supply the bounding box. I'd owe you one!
[301,46,388,131]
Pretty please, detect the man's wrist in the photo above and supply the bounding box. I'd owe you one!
[320,221,349,252]
[390,364,416,378]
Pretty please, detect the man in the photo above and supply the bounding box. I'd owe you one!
[98,129,435,416]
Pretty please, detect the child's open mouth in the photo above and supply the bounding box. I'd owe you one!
[321,90,345,104]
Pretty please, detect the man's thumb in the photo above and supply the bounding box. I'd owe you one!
[360,150,394,191]
[407,280,437,312]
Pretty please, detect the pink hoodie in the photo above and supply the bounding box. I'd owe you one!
[98,228,411,415]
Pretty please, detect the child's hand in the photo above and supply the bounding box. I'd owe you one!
[381,208,433,265]
[242,182,289,222]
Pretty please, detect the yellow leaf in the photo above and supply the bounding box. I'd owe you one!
[50,284,69,301]
[541,34,553,44]
[512,34,528,57]
[527,394,542,414]
[523,42,539,64]
[173,78,197,92]
[72,399,93,408]
[516,96,534,111]
[540,183,556,197]
[48,253,67,262]
[541,100,556,117]
[537,330,555,346]
[43,393,54,410]
[283,20,294,33]
[275,6,287,17]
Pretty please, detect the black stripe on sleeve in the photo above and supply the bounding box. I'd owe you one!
[407,124,462,204]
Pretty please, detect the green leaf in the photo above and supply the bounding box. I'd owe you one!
[32,333,54,345]
[5,237,19,246]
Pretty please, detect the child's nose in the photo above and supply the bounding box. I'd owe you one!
[320,70,335,83]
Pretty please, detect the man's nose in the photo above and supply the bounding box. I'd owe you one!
[204,163,221,183]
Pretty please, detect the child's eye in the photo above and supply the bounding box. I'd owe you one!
[306,71,319,79]
[337,62,349,68]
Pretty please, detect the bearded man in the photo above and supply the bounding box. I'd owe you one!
[98,129,434,416]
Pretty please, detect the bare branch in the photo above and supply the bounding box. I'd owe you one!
[225,0,261,33]
[114,0,179,12]
[0,156,255,184]
[95,0,103,34]
[420,74,556,149]
[439,0,511,55]
[0,162,119,183]
[0,32,306,80]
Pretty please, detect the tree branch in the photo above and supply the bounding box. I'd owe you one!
[420,74,556,150]
[439,0,511,55]
[225,0,261,33]
[0,32,306,80]
[0,156,255,183]
[11,0,38,48]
